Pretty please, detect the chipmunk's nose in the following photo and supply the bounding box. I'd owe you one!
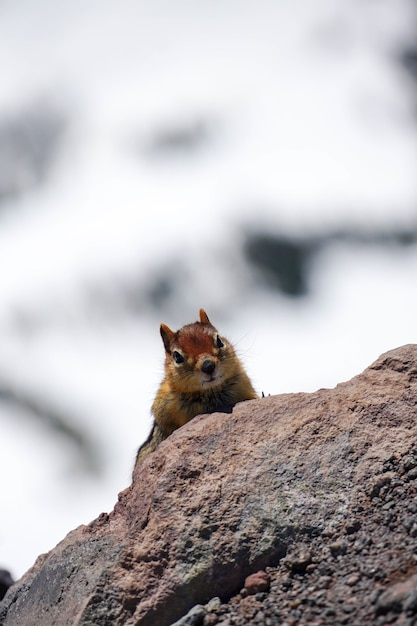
[201,359,216,375]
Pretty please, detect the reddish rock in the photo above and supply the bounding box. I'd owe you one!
[376,573,417,614]
[1,344,417,626]
[244,570,271,595]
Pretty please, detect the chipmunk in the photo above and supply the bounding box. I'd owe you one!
[135,309,257,467]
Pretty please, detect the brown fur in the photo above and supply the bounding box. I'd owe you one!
[135,309,257,468]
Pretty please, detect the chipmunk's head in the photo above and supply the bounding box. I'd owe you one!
[160,309,236,393]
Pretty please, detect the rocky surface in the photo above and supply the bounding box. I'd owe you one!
[1,344,417,625]
[184,443,417,626]
[0,571,13,602]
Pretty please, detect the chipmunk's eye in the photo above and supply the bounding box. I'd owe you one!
[173,350,185,364]
[216,335,224,349]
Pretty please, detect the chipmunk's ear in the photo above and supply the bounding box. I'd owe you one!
[199,309,211,325]
[160,324,175,353]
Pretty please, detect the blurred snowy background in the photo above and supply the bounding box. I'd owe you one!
[1,0,417,580]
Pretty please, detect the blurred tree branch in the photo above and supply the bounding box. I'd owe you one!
[0,382,102,475]
[0,101,67,206]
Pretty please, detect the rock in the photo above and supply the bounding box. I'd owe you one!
[286,550,312,575]
[407,467,417,481]
[205,597,221,612]
[1,344,417,626]
[0,570,14,601]
[344,519,361,535]
[346,573,361,587]
[329,541,348,557]
[244,571,271,595]
[376,573,417,614]
[169,604,207,626]
[368,472,394,499]
[317,576,332,589]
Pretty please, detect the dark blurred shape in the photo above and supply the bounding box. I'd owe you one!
[244,233,316,296]
[400,47,417,81]
[144,261,189,311]
[119,261,189,314]
[146,275,175,310]
[6,221,417,328]
[0,569,14,601]
[8,261,190,334]
[140,117,216,160]
[330,225,417,247]
[0,382,102,475]
[0,101,67,205]
[244,223,417,298]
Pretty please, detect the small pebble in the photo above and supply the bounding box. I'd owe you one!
[317,576,333,589]
[369,474,393,498]
[255,592,267,601]
[254,610,265,622]
[205,597,221,612]
[329,540,348,556]
[402,455,417,471]
[346,573,361,587]
[289,550,312,574]
[281,576,293,589]
[170,604,206,626]
[407,467,417,481]
[244,570,271,595]
[345,519,361,535]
